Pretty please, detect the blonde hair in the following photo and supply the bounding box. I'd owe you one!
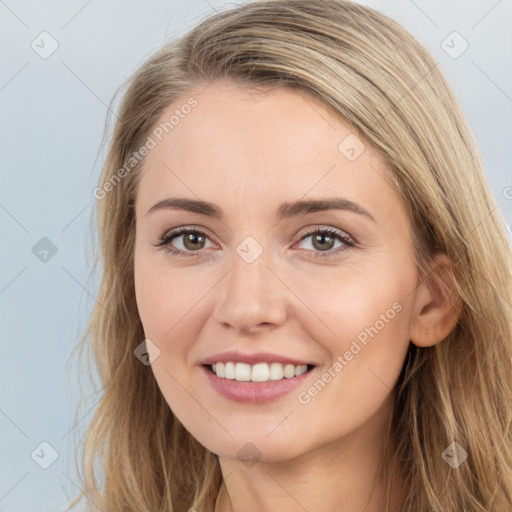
[68,0,512,510]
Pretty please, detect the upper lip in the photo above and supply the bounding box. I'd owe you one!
[201,351,315,367]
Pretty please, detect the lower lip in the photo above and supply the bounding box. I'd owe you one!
[201,365,315,404]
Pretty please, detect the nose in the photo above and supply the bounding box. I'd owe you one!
[212,247,288,334]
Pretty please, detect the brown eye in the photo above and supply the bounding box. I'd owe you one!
[311,232,336,251]
[156,227,214,257]
[296,227,355,258]
[182,232,206,251]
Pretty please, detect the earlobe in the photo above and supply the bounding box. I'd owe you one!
[410,253,462,348]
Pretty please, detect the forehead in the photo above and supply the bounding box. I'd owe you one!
[136,81,399,218]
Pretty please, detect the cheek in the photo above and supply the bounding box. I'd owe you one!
[134,257,208,341]
[290,284,411,447]
[133,259,206,413]
[290,259,414,403]
[291,257,413,348]
[133,257,215,397]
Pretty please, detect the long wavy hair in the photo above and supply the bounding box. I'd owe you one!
[67,0,512,510]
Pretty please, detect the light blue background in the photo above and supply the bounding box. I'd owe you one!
[1,1,511,510]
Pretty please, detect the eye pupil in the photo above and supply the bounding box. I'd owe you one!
[313,234,334,251]
[184,233,205,250]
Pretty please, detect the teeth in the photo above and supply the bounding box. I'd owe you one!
[284,364,295,378]
[269,362,283,380]
[211,362,309,382]
[225,362,235,379]
[236,363,251,381]
[251,363,269,382]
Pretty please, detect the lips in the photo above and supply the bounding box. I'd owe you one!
[199,350,318,403]
[201,350,315,367]
[201,363,317,403]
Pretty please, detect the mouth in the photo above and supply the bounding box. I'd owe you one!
[201,361,317,404]
[203,362,316,382]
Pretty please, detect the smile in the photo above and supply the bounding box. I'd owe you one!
[210,362,313,382]
[202,363,317,404]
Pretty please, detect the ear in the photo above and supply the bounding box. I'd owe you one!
[410,253,462,347]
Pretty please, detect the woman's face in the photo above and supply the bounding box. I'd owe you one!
[133,80,420,462]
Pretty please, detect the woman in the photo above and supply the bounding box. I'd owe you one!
[70,0,512,510]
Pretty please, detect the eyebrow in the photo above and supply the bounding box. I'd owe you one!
[146,197,376,222]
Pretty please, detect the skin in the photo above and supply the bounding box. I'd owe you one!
[133,80,460,512]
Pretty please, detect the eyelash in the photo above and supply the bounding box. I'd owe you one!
[155,226,355,259]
